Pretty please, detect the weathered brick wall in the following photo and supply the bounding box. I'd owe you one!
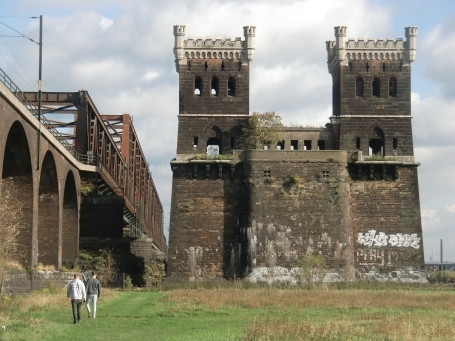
[80,196,124,238]
[335,61,413,155]
[62,172,78,263]
[351,166,424,279]
[167,163,241,281]
[339,117,414,156]
[2,270,75,295]
[176,114,247,155]
[38,152,60,268]
[243,151,355,282]
[179,59,249,117]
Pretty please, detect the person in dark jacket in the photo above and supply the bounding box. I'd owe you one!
[85,271,101,318]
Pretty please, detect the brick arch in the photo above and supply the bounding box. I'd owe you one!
[62,170,78,267]
[1,121,33,267]
[38,150,59,268]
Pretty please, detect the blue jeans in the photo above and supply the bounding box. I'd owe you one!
[85,295,98,318]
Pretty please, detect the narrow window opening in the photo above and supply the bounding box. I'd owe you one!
[369,138,384,156]
[194,76,202,96]
[393,138,398,150]
[221,61,225,71]
[356,77,364,97]
[389,77,397,97]
[193,136,198,148]
[321,170,330,178]
[228,77,236,97]
[304,140,312,150]
[356,137,361,149]
[291,140,298,150]
[277,140,285,150]
[211,77,219,96]
[204,61,208,71]
[349,62,353,72]
[372,77,380,97]
[188,61,191,71]
[399,60,403,72]
[317,140,325,150]
[386,166,394,181]
[263,170,271,178]
[382,62,386,73]
[230,137,235,149]
[366,62,369,72]
[238,61,242,71]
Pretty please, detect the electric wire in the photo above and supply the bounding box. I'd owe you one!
[0,21,39,44]
[1,36,36,90]
[0,51,34,91]
[0,16,38,18]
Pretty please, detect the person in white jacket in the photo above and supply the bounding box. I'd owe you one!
[67,273,86,324]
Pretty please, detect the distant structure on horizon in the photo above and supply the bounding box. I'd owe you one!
[167,25,425,283]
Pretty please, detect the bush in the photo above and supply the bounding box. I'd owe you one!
[143,260,166,288]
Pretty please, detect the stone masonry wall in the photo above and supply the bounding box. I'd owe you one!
[243,151,355,283]
[167,163,242,281]
[351,166,424,281]
[179,59,249,117]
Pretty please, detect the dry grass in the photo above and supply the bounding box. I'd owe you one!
[242,315,455,340]
[163,287,455,311]
[0,288,119,314]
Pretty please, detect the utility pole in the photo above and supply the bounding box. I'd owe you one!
[36,14,42,170]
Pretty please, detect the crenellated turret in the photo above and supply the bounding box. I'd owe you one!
[405,26,418,62]
[326,26,418,74]
[172,25,255,72]
[243,26,256,63]
[334,26,347,61]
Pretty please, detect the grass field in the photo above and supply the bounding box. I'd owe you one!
[1,284,455,340]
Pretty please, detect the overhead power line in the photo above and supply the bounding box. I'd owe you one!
[1,36,35,90]
[0,21,39,44]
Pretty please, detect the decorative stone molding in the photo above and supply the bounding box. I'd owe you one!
[173,25,256,72]
[326,26,418,74]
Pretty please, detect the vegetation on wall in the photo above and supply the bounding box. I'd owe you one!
[0,190,22,295]
[294,253,327,290]
[80,181,95,196]
[241,111,284,149]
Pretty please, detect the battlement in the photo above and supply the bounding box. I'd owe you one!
[173,25,256,72]
[326,26,418,73]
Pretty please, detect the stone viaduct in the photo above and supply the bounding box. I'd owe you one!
[0,69,165,271]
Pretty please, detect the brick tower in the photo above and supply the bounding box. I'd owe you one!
[326,27,424,276]
[168,25,255,281]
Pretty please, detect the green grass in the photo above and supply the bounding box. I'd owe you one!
[1,286,455,340]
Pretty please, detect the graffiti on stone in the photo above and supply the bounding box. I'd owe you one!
[357,230,420,249]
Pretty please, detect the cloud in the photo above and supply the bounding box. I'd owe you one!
[446,204,455,213]
[421,209,441,232]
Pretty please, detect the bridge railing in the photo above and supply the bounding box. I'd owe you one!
[0,68,78,157]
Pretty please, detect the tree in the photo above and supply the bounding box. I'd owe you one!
[0,190,22,295]
[295,253,326,290]
[242,111,284,150]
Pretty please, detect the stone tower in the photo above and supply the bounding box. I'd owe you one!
[168,26,255,281]
[326,27,424,277]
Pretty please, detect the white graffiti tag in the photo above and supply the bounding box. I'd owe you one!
[357,230,420,249]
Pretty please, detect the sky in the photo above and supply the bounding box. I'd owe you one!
[0,0,454,262]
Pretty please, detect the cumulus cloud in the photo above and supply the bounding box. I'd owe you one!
[446,204,455,213]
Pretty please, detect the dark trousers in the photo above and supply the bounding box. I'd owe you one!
[71,299,82,322]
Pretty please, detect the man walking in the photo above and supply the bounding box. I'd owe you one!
[85,271,101,318]
[67,273,86,324]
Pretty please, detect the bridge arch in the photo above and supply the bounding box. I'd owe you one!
[1,121,33,267]
[38,150,59,268]
[62,170,78,267]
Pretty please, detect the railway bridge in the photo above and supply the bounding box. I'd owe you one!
[0,69,165,270]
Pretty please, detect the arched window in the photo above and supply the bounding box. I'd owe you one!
[372,77,380,97]
[389,77,397,97]
[368,126,385,156]
[194,77,202,96]
[228,77,235,97]
[211,77,219,96]
[356,77,364,97]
